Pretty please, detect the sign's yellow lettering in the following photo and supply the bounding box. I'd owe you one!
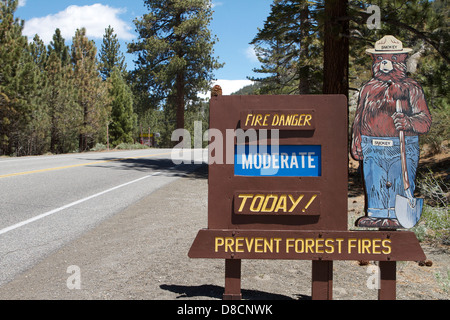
[234,192,320,215]
[242,111,315,129]
[215,237,393,256]
[288,194,304,212]
[382,239,392,254]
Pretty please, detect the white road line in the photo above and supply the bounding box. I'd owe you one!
[0,172,161,236]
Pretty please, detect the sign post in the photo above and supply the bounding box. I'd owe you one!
[189,94,426,300]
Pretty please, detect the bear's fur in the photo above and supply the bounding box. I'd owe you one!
[351,53,432,160]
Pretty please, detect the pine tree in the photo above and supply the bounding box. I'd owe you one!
[107,67,136,146]
[250,36,298,94]
[71,28,109,151]
[48,28,70,67]
[0,0,37,155]
[29,34,47,70]
[349,0,449,65]
[128,0,222,146]
[99,26,127,81]
[46,29,79,153]
[27,34,51,155]
[249,0,323,95]
[46,54,78,153]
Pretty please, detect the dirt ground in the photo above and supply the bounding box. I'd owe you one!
[0,162,448,300]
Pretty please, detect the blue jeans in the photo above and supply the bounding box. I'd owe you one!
[361,135,420,219]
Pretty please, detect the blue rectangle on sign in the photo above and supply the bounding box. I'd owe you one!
[234,145,322,177]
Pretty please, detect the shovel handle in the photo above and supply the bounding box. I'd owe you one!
[396,100,410,190]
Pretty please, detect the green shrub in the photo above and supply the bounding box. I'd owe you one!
[90,143,107,152]
[435,270,450,293]
[413,169,449,244]
[115,143,149,150]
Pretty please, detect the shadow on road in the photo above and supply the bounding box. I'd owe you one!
[159,284,311,300]
[81,155,209,179]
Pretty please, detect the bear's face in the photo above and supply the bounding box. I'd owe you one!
[371,53,408,82]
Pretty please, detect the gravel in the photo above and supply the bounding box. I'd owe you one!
[0,165,448,300]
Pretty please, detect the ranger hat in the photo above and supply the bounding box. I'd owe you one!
[366,35,413,54]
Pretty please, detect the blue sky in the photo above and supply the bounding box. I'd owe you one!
[15,0,274,94]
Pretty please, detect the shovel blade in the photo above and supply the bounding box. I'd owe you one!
[395,195,424,229]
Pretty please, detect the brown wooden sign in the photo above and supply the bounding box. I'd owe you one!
[204,95,348,231]
[188,94,426,300]
[189,229,425,261]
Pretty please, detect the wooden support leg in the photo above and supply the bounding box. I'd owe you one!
[311,260,333,300]
[223,259,242,300]
[378,260,396,300]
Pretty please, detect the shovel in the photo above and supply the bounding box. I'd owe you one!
[394,100,423,228]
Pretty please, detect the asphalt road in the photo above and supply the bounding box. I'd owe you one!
[0,148,204,287]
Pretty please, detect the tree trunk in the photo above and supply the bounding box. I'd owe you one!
[50,112,57,153]
[79,104,88,152]
[175,71,185,147]
[174,12,186,147]
[322,0,349,98]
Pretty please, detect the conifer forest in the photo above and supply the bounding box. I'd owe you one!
[0,0,448,156]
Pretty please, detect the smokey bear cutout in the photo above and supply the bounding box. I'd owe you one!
[351,35,432,229]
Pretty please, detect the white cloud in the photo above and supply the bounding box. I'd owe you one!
[23,4,134,44]
[245,45,259,63]
[212,2,223,8]
[18,0,27,7]
[198,79,254,99]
